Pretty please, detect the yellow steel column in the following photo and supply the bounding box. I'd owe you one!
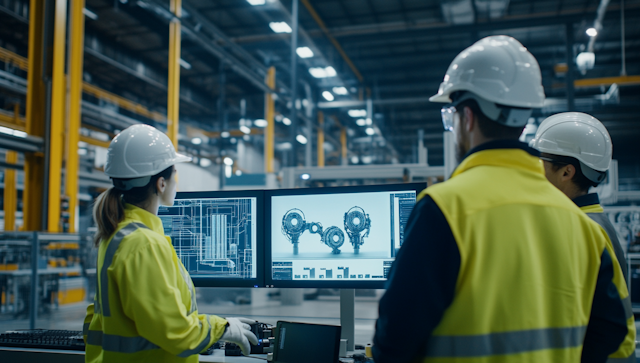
[167,0,182,148]
[264,66,275,173]
[64,0,85,233]
[47,0,68,232]
[3,151,18,231]
[317,111,324,167]
[24,0,47,231]
[341,127,347,165]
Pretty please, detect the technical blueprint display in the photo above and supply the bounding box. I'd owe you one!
[158,197,257,279]
[271,190,416,281]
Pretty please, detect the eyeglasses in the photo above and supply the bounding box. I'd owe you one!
[441,106,457,131]
[539,156,569,165]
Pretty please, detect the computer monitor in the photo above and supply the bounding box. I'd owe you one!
[157,190,264,287]
[265,183,427,288]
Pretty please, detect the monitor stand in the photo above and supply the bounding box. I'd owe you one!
[340,289,355,351]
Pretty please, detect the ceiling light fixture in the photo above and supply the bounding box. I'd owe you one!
[179,58,191,70]
[240,125,251,134]
[246,0,265,5]
[83,8,98,20]
[296,47,314,58]
[322,91,334,101]
[332,86,348,95]
[296,134,308,144]
[253,119,268,127]
[269,22,292,33]
[348,109,367,117]
[586,27,598,37]
[308,66,337,78]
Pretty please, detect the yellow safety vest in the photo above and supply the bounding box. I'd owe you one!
[418,148,633,362]
[83,204,227,362]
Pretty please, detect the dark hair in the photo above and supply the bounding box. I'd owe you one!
[546,154,598,191]
[92,166,174,246]
[457,99,525,140]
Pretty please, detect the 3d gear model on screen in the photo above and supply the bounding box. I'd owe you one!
[281,207,370,255]
[344,206,371,254]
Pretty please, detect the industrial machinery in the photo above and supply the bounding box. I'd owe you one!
[344,207,371,255]
[281,207,369,255]
[281,209,309,255]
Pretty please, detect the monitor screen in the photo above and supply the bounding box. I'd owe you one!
[265,183,426,288]
[158,190,264,287]
[273,321,341,363]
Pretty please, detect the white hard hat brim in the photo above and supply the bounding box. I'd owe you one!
[173,153,193,164]
[429,92,452,103]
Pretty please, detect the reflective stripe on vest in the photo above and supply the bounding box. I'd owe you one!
[86,330,159,353]
[99,223,149,317]
[83,323,90,336]
[177,320,211,357]
[94,275,101,314]
[607,355,636,362]
[178,263,198,315]
[622,296,633,320]
[425,326,587,358]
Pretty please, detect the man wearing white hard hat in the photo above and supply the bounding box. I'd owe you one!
[531,112,636,362]
[373,36,631,363]
[83,124,258,362]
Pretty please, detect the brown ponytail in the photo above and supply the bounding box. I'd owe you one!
[92,166,174,246]
[93,187,125,246]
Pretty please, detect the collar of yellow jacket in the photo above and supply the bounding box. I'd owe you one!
[124,203,165,235]
[450,140,545,179]
[573,193,604,213]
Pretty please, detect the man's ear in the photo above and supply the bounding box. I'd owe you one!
[463,106,475,133]
[561,164,577,181]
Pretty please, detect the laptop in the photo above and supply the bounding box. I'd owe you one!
[273,321,342,363]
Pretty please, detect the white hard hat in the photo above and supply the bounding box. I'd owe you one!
[430,35,545,126]
[105,124,192,190]
[529,112,612,183]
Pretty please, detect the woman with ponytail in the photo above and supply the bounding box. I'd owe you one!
[83,124,257,363]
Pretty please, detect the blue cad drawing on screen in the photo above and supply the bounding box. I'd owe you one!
[158,197,257,280]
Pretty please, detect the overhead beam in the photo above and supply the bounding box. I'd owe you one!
[318,97,432,109]
[143,0,276,95]
[574,75,640,88]
[300,0,364,83]
[335,5,640,42]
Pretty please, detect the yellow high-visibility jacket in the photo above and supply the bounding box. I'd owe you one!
[373,141,632,363]
[574,193,636,363]
[83,204,228,362]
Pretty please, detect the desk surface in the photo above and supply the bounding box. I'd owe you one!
[0,346,267,362]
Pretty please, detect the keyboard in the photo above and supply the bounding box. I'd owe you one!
[0,329,85,351]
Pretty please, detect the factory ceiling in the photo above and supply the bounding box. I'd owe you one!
[0,0,639,187]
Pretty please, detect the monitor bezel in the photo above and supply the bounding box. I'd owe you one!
[169,190,265,288]
[264,183,427,289]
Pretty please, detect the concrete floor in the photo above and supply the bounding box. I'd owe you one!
[0,288,381,347]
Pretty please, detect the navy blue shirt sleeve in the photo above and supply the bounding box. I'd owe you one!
[581,248,629,363]
[372,195,460,363]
